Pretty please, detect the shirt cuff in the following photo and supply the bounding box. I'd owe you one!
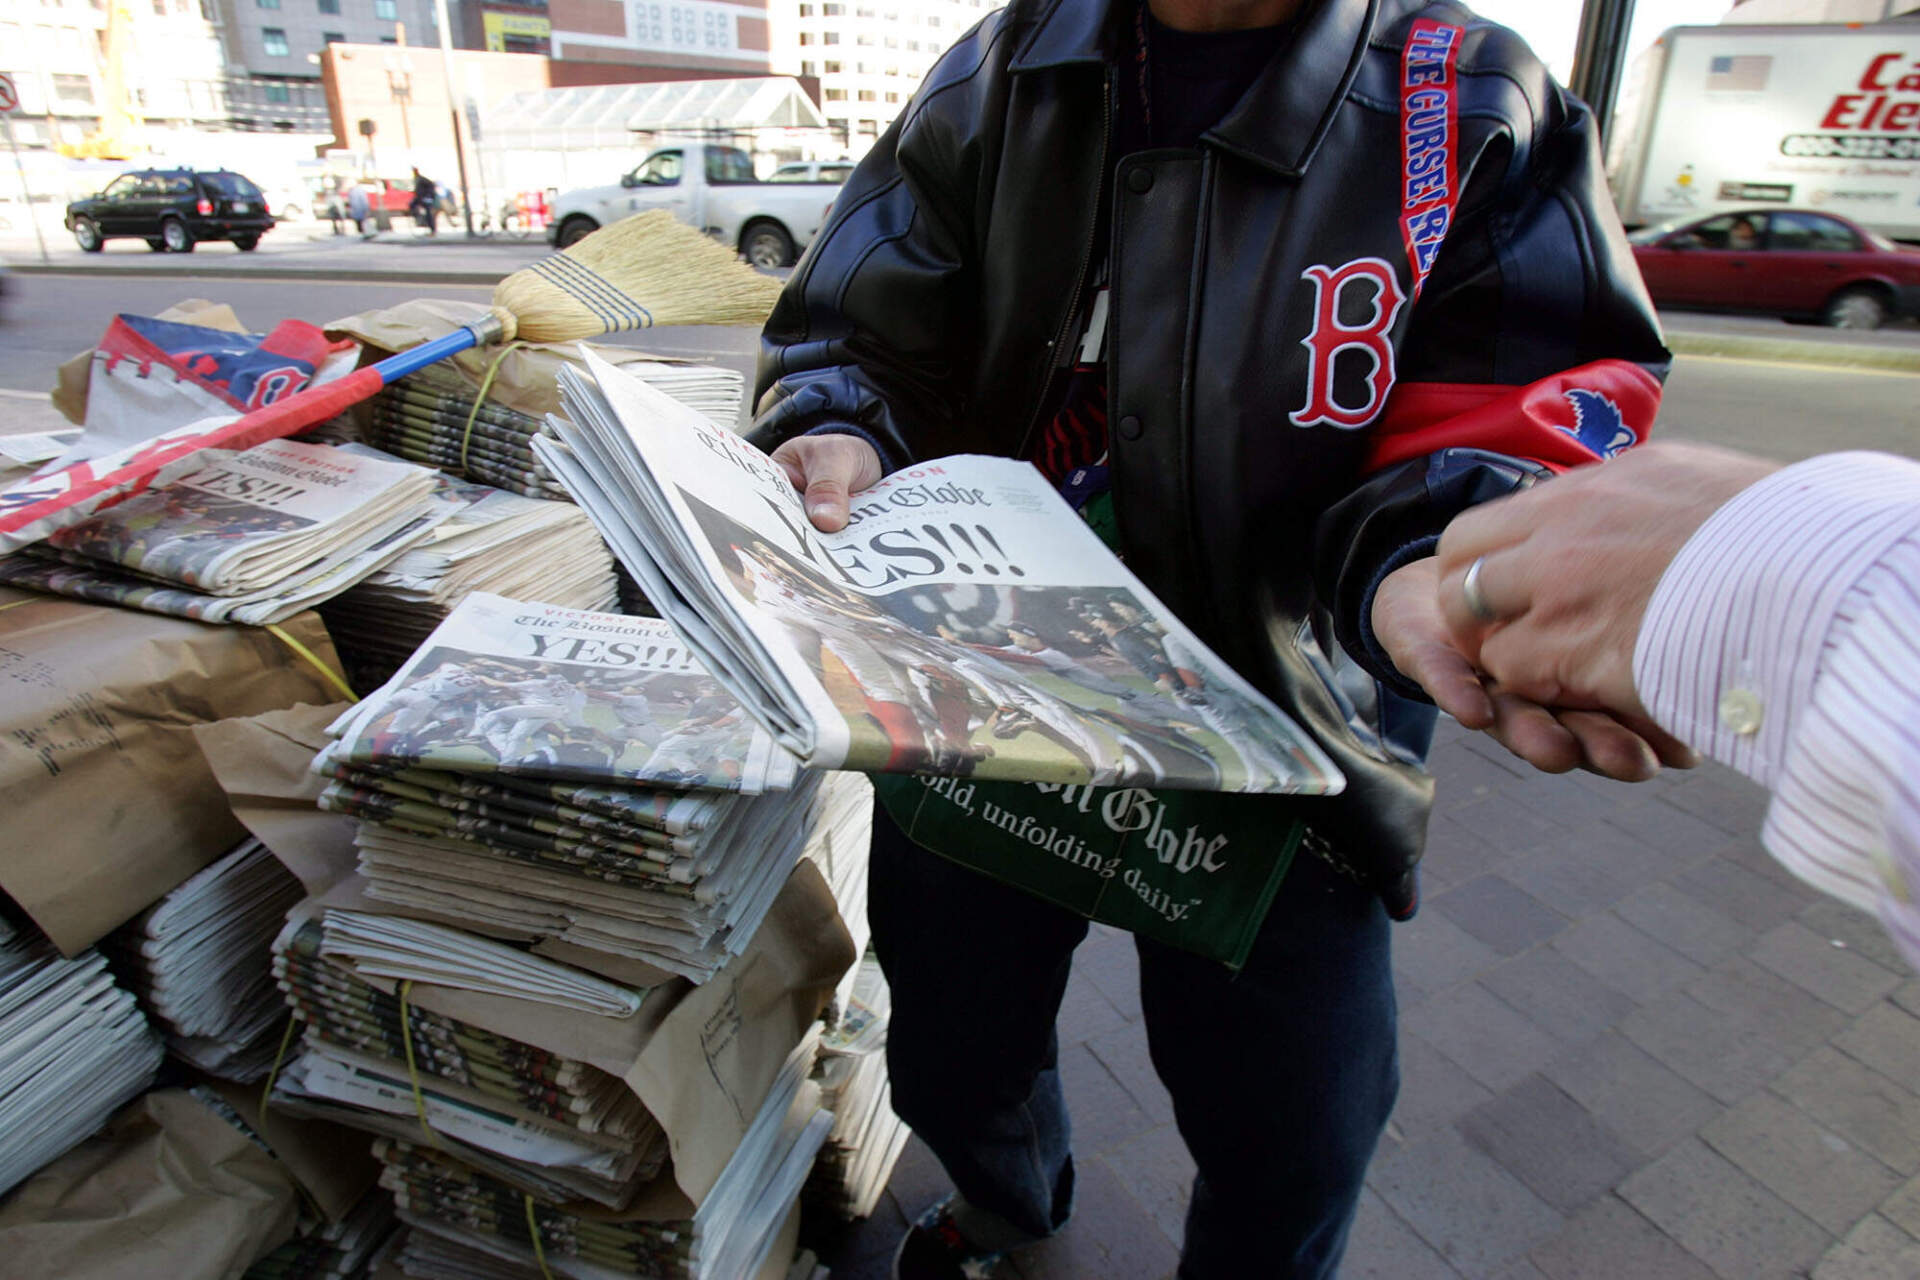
[1633,451,1920,787]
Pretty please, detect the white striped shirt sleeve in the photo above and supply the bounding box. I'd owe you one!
[1633,452,1920,970]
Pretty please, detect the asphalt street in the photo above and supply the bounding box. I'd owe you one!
[1,270,1915,463]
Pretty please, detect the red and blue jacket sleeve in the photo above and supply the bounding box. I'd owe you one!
[1312,74,1671,702]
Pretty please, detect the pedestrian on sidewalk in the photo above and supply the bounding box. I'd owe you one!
[751,0,1679,1277]
[325,179,347,236]
[410,167,438,236]
[347,183,370,238]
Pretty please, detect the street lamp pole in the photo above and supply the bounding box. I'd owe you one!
[432,0,475,236]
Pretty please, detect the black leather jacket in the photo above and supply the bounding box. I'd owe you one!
[749,0,1668,915]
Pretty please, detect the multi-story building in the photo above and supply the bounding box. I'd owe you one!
[764,0,993,156]
[0,0,230,147]
[542,0,775,86]
[212,0,442,130]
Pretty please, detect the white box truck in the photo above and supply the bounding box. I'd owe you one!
[1609,23,1920,240]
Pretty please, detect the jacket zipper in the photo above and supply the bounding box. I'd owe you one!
[1014,66,1113,461]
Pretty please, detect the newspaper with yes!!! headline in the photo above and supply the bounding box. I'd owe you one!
[537,348,1344,800]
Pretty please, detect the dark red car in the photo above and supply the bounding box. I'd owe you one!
[1629,208,1920,330]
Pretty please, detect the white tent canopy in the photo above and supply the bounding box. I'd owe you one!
[482,78,828,155]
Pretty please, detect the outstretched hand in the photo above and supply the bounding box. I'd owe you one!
[768,432,885,532]
[1372,556,1692,781]
[1432,443,1777,724]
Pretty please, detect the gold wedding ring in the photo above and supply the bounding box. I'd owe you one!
[1462,555,1498,623]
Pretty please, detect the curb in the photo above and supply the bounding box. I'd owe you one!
[7,263,509,286]
[1665,329,1920,373]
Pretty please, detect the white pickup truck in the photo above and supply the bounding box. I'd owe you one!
[547,143,844,268]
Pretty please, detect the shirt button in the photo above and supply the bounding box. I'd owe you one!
[1718,688,1763,736]
[1126,167,1153,194]
[1117,414,1143,440]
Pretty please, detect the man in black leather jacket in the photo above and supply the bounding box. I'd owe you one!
[750,0,1679,1274]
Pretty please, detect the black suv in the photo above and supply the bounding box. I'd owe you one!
[66,169,275,254]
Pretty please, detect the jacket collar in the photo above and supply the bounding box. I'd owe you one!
[1008,0,1381,178]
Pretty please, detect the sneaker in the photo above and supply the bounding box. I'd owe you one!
[892,1196,1009,1280]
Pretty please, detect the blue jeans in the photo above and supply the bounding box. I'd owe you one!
[869,804,1399,1279]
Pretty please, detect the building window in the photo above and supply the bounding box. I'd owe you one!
[317,0,338,11]
[885,91,898,102]
[823,88,844,100]
[857,118,878,136]
[820,2,841,13]
[854,5,872,14]
[856,88,874,101]
[883,35,895,46]
[827,115,846,133]
[52,72,93,105]
[799,59,815,74]
[261,25,288,53]
[797,31,812,43]
[264,80,291,102]
[322,29,343,40]
[854,32,871,44]
[796,2,810,11]
[927,15,940,26]
[820,30,838,43]
[822,59,839,72]
[373,0,396,16]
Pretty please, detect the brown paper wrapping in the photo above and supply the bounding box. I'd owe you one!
[0,589,344,955]
[0,1089,299,1280]
[196,704,858,1213]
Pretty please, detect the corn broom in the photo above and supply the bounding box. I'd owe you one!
[0,212,785,553]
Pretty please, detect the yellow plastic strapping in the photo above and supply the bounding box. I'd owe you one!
[397,979,442,1146]
[264,623,357,703]
[458,341,526,475]
[258,1015,299,1117]
[0,597,39,614]
[524,1194,557,1280]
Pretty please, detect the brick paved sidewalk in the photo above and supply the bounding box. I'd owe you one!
[818,719,1920,1279]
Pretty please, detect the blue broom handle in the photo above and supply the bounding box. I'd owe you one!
[365,320,499,385]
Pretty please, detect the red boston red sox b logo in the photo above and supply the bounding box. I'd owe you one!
[1289,257,1408,431]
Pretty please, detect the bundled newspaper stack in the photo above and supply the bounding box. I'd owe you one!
[380,1034,830,1280]
[805,953,905,1221]
[321,456,619,688]
[367,362,745,502]
[0,914,164,1197]
[368,371,571,501]
[312,591,831,984]
[110,837,306,1082]
[267,913,672,1210]
[242,1188,396,1280]
[0,438,447,626]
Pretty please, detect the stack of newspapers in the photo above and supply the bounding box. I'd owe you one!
[805,953,905,1221]
[110,837,305,1082]
[267,913,673,1210]
[242,1188,396,1280]
[367,362,746,501]
[368,371,571,501]
[321,455,619,687]
[380,1034,830,1280]
[0,438,447,626]
[312,591,829,984]
[0,915,163,1197]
